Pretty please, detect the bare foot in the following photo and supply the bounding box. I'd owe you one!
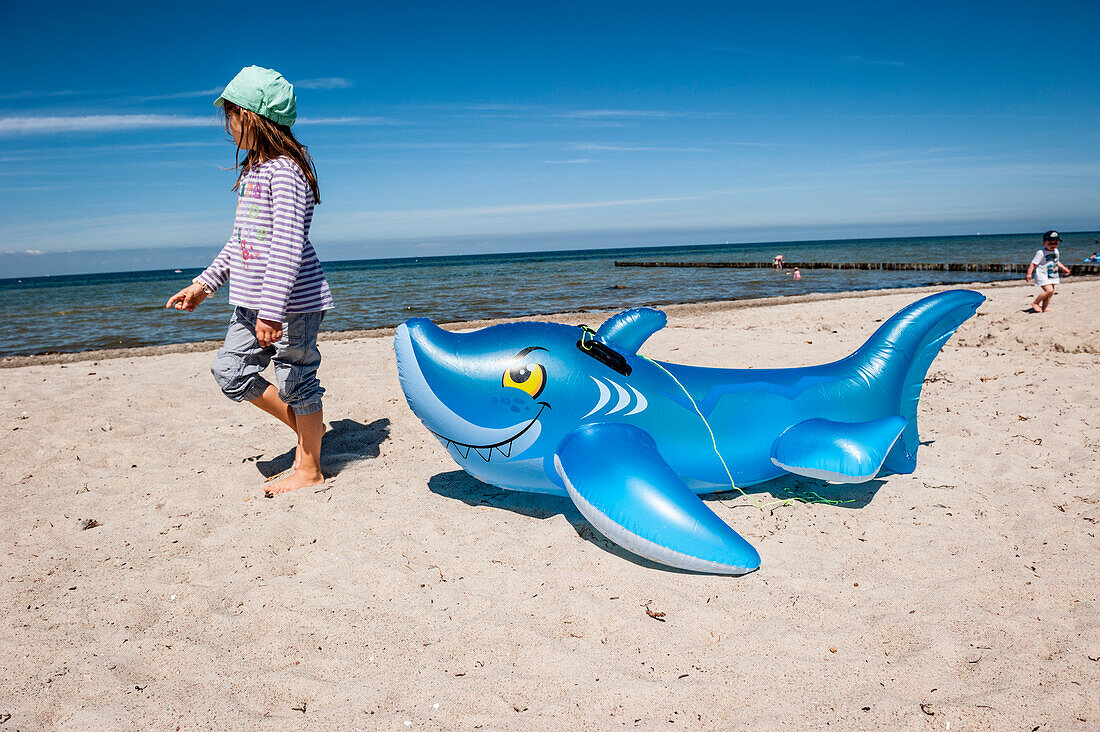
[290,423,328,471]
[263,467,292,484]
[264,469,325,497]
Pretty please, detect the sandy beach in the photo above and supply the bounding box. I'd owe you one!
[2,279,1097,730]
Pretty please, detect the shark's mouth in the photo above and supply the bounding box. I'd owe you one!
[429,402,549,462]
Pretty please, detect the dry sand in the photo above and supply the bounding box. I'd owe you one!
[1,280,1097,730]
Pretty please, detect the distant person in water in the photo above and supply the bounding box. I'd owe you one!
[793,268,802,280]
[1086,251,1099,263]
[773,254,784,269]
[1025,230,1071,313]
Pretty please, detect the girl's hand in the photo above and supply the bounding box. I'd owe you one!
[256,318,283,347]
[166,283,208,312]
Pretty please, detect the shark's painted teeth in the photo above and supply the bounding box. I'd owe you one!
[445,441,472,459]
[434,407,544,463]
[444,439,515,462]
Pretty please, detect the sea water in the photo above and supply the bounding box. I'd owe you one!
[2,232,1095,358]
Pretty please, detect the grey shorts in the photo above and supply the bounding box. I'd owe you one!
[211,307,326,415]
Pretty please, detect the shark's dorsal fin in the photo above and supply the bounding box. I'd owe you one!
[595,308,667,354]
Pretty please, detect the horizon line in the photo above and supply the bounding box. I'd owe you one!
[5,228,1099,283]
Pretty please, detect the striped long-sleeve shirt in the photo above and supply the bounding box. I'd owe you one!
[198,157,334,322]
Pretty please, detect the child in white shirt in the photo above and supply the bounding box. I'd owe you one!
[1026,230,1071,313]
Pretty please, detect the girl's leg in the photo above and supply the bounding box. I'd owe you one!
[211,308,275,401]
[249,384,297,431]
[249,385,303,471]
[212,308,316,485]
[266,407,325,495]
[265,408,323,494]
[265,311,327,495]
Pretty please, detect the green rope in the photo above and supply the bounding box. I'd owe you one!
[638,353,852,510]
[580,325,850,510]
[638,355,797,511]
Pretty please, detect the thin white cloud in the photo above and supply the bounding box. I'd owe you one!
[122,80,351,102]
[0,184,75,192]
[858,146,967,161]
[412,103,728,125]
[888,160,1100,177]
[414,103,542,112]
[859,154,994,168]
[295,77,354,90]
[0,90,76,100]
[556,109,723,120]
[0,114,405,136]
[0,89,118,100]
[297,115,400,124]
[0,210,226,249]
[345,193,714,223]
[571,143,710,152]
[845,55,907,67]
[295,116,405,126]
[716,141,791,147]
[0,114,214,136]
[0,141,223,162]
[0,167,67,176]
[341,141,531,151]
[81,140,223,153]
[130,88,224,101]
[918,146,969,155]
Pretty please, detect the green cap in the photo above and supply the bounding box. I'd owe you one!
[214,66,297,127]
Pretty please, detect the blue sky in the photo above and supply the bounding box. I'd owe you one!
[2,0,1098,274]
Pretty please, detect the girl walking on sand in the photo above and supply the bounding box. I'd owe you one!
[166,66,334,495]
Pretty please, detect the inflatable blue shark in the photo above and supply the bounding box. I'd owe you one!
[395,290,984,575]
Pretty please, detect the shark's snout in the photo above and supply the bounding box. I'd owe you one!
[395,319,544,463]
[399,318,462,361]
[395,319,465,426]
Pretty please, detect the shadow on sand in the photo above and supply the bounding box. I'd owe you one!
[256,417,391,478]
[428,468,888,573]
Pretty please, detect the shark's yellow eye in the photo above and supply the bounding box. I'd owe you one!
[503,360,546,399]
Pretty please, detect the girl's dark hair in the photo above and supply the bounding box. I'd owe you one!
[220,102,321,203]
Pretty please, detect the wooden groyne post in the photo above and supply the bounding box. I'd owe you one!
[613,261,1100,275]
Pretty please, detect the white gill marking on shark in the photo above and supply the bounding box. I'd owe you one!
[584,376,611,418]
[607,380,631,415]
[625,384,648,415]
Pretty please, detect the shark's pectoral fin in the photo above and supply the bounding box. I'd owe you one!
[553,423,760,575]
[771,416,907,483]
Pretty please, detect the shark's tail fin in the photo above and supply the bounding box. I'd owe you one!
[849,289,985,475]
